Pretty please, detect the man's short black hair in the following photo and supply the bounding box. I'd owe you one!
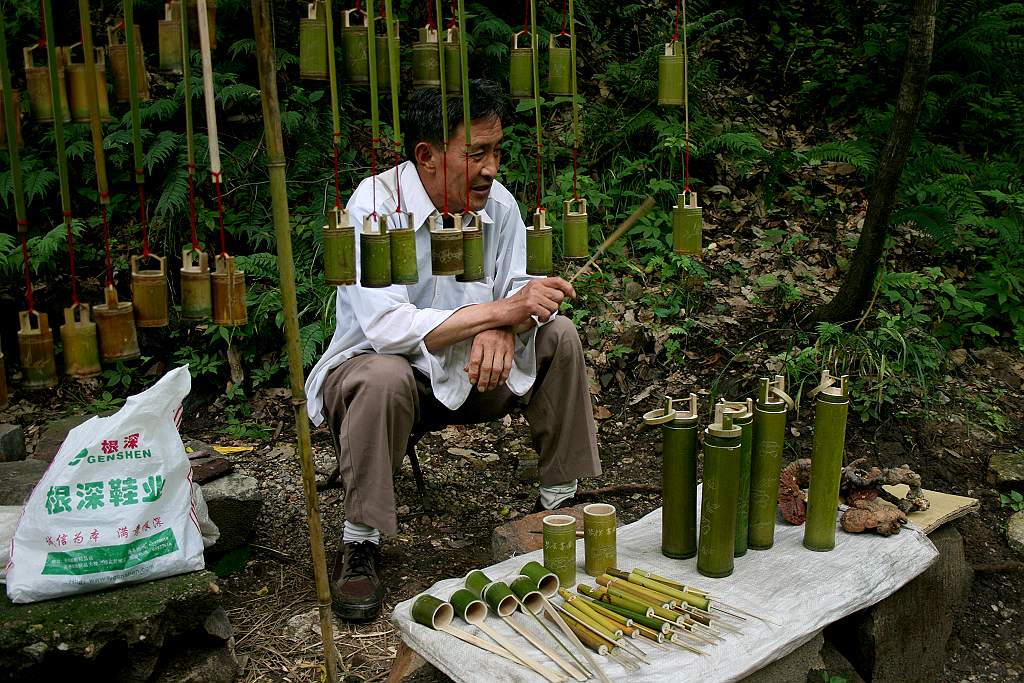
[404,79,510,162]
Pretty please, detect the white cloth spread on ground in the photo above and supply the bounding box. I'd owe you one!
[305,161,548,425]
[392,489,939,683]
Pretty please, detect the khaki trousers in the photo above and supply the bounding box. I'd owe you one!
[322,316,601,535]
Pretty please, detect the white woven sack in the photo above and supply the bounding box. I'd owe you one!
[6,365,205,603]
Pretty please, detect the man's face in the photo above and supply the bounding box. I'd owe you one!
[417,116,503,213]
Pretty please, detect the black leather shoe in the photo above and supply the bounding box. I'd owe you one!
[330,541,385,622]
[531,495,578,514]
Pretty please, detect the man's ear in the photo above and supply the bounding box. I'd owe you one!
[414,141,438,172]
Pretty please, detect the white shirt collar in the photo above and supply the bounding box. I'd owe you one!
[393,161,494,230]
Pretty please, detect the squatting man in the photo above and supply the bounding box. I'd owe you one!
[305,79,601,622]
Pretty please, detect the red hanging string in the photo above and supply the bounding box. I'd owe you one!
[427,0,436,29]
[137,178,149,257]
[212,171,227,255]
[572,147,579,200]
[187,163,199,251]
[100,201,113,287]
[332,133,342,209]
[522,0,529,33]
[354,0,362,11]
[672,0,681,41]
[64,211,80,305]
[19,225,35,312]
[448,0,457,28]
[37,0,45,47]
[560,0,568,34]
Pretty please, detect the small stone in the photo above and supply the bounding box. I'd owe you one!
[32,414,93,463]
[948,348,968,366]
[1008,511,1024,556]
[201,473,264,553]
[0,425,26,462]
[396,505,410,516]
[490,505,585,561]
[987,452,1024,487]
[447,447,474,457]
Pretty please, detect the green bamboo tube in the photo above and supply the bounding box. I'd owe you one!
[547,34,571,96]
[481,581,518,617]
[360,215,392,288]
[749,376,789,550]
[562,591,622,637]
[554,609,609,655]
[542,514,577,589]
[509,575,544,615]
[626,569,712,611]
[430,214,464,276]
[64,45,112,123]
[389,218,418,285]
[375,30,391,91]
[644,394,699,559]
[443,28,461,94]
[24,45,70,123]
[658,40,684,106]
[581,584,651,618]
[520,561,559,598]
[299,1,329,80]
[562,600,615,642]
[509,30,534,98]
[323,208,356,286]
[603,570,675,606]
[562,198,588,260]
[18,312,57,389]
[412,594,454,629]
[804,372,850,552]
[672,191,702,255]
[450,588,487,623]
[719,398,754,557]
[527,210,553,276]
[697,404,742,578]
[627,571,704,610]
[583,597,632,629]
[341,8,370,84]
[412,27,441,88]
[131,255,169,328]
[211,254,248,326]
[180,249,212,320]
[577,587,667,633]
[583,504,616,577]
[464,569,492,598]
[457,213,484,282]
[60,305,101,379]
[158,1,184,74]
[0,88,22,150]
[94,286,141,361]
[108,23,149,103]
[252,5,337,677]
[598,576,671,610]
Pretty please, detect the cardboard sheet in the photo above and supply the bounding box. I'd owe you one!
[883,485,980,534]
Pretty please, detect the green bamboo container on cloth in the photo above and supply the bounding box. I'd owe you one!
[527,209,553,276]
[450,587,488,623]
[457,212,484,282]
[542,513,578,589]
[562,198,588,260]
[389,212,418,285]
[519,560,559,598]
[658,40,684,106]
[412,27,441,88]
[583,503,616,577]
[360,214,392,288]
[299,1,329,80]
[547,33,572,95]
[481,581,519,617]
[324,207,356,286]
[341,8,369,84]
[803,371,850,552]
[644,393,699,559]
[509,30,534,99]
[749,375,791,550]
[697,403,741,578]
[672,191,702,255]
[508,575,544,614]
[412,594,454,629]
[720,397,754,557]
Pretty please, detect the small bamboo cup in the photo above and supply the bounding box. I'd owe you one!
[509,575,545,615]
[412,594,454,629]
[583,503,617,577]
[543,514,578,589]
[519,561,560,598]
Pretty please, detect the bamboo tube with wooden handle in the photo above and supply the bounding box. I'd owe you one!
[568,196,657,283]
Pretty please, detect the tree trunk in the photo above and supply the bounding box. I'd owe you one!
[809,0,937,323]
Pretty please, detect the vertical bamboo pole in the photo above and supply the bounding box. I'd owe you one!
[529,0,542,199]
[366,0,380,145]
[568,0,578,147]
[456,0,470,162]
[324,0,341,205]
[182,0,197,206]
[383,0,400,151]
[251,3,338,681]
[123,1,145,195]
[196,0,221,189]
[77,0,111,208]
[0,13,27,233]
[43,0,72,238]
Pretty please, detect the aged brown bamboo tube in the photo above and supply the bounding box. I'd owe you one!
[107,23,150,103]
[252,3,336,681]
[60,305,102,378]
[23,45,70,123]
[18,312,58,389]
[94,286,141,362]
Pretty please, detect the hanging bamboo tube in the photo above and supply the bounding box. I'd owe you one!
[341,6,369,84]
[61,305,101,378]
[158,1,184,74]
[568,196,656,283]
[178,0,212,320]
[443,26,461,94]
[0,85,22,150]
[412,26,440,89]
[62,42,112,123]
[252,6,336,679]
[23,44,70,124]
[299,1,329,80]
[107,22,150,103]
[509,30,534,99]
[2,17,57,387]
[384,0,417,285]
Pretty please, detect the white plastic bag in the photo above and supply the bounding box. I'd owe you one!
[6,365,206,603]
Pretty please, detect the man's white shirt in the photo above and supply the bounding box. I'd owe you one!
[304,160,548,426]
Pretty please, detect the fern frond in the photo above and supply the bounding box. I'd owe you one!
[803,140,877,174]
[145,131,182,173]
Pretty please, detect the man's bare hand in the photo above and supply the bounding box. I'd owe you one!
[497,277,576,328]
[465,327,515,391]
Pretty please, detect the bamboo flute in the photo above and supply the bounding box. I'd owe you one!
[568,196,656,283]
[251,4,337,681]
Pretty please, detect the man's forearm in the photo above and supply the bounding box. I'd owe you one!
[423,301,508,352]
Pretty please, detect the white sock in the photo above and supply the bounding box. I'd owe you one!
[540,480,578,510]
[343,520,381,545]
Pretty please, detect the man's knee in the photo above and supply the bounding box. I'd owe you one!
[538,316,583,358]
[344,354,416,399]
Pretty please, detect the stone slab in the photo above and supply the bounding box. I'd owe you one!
[490,505,585,562]
[740,632,824,683]
[0,570,223,680]
[201,473,263,553]
[151,642,239,683]
[1009,511,1024,556]
[31,414,91,464]
[191,457,235,485]
[0,460,48,506]
[824,525,972,683]
[988,451,1024,488]
[0,424,26,462]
